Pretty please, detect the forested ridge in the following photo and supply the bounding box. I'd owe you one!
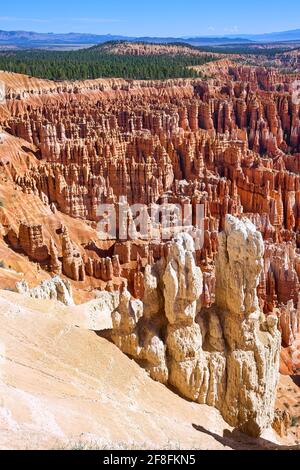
[0,44,215,80]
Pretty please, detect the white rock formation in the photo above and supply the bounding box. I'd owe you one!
[215,215,264,318]
[163,233,203,325]
[109,216,281,437]
[214,215,281,436]
[163,233,207,401]
[16,275,74,306]
[110,277,168,384]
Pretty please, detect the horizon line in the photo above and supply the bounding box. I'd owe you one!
[0,26,300,38]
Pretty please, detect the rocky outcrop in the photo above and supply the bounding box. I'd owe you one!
[163,233,206,400]
[49,237,62,275]
[16,275,74,306]
[61,226,85,281]
[108,217,281,436]
[18,223,49,262]
[213,216,281,436]
[272,409,291,437]
[6,222,49,262]
[110,274,168,384]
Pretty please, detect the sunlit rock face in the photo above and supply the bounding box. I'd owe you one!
[108,217,281,437]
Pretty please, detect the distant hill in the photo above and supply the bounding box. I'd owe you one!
[229,28,300,43]
[93,41,219,56]
[0,30,125,47]
[1,28,300,49]
[0,29,253,49]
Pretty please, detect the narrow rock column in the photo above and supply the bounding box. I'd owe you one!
[215,215,281,436]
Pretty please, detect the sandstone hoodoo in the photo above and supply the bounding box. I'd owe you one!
[107,216,281,437]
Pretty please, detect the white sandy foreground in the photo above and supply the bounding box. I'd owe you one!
[0,289,289,450]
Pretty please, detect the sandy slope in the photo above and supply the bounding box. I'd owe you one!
[0,290,292,450]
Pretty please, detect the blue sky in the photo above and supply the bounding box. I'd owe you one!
[0,0,300,36]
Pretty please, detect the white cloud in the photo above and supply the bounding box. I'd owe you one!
[0,16,50,23]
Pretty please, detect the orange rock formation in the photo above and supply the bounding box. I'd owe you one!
[0,67,299,372]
